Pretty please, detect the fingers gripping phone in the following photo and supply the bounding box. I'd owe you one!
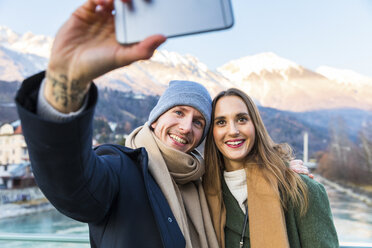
[114,0,234,45]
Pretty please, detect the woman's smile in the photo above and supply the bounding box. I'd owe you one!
[213,95,256,171]
[225,139,245,148]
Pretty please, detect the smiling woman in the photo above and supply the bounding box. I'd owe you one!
[212,95,256,171]
[203,88,339,248]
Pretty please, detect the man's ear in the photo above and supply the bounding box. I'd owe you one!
[150,122,157,130]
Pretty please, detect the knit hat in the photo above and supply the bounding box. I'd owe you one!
[148,80,212,143]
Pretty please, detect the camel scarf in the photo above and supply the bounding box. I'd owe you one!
[126,124,218,248]
[206,165,289,248]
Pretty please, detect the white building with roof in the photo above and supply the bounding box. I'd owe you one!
[0,122,29,165]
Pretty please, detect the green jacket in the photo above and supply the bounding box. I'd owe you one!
[223,175,339,248]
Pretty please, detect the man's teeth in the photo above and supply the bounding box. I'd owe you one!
[170,134,187,144]
[226,140,243,145]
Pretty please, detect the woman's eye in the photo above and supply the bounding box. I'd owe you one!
[215,120,225,126]
[238,117,248,123]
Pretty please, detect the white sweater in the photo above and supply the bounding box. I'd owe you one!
[223,169,247,213]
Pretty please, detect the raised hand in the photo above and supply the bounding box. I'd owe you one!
[44,0,166,113]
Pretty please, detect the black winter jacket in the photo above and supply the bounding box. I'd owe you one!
[15,72,186,248]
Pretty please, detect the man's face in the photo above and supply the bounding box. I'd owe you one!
[151,105,206,153]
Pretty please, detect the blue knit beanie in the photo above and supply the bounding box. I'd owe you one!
[148,80,212,143]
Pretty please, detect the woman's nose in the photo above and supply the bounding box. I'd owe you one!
[228,122,240,136]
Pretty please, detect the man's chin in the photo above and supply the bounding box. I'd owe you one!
[172,145,188,153]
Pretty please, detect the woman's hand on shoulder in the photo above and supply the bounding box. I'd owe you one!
[289,159,314,179]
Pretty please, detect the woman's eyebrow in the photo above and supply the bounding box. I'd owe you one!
[214,116,225,120]
[236,112,249,117]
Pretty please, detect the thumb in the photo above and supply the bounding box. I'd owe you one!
[117,35,167,66]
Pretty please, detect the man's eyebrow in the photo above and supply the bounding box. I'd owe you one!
[194,115,205,122]
[177,106,187,111]
[176,106,205,120]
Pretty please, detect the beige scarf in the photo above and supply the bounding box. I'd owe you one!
[126,124,218,248]
[206,165,290,248]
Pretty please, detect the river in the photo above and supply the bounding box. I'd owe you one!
[324,182,372,243]
[0,210,89,248]
[0,180,371,247]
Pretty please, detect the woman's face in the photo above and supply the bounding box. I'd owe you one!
[213,95,256,171]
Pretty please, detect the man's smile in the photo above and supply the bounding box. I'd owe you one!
[170,134,188,144]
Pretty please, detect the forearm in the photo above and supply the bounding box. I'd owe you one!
[37,77,88,122]
[16,73,115,222]
[44,70,91,113]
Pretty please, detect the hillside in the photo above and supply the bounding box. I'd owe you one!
[3,81,370,158]
[1,27,371,159]
[0,81,19,123]
[95,88,160,133]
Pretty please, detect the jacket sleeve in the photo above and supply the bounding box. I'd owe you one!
[15,72,120,223]
[295,175,339,248]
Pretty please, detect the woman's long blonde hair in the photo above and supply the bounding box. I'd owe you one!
[203,88,308,215]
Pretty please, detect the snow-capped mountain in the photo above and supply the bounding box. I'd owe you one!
[218,53,372,111]
[316,66,372,86]
[0,26,50,81]
[0,26,53,58]
[0,25,231,96]
[218,52,302,81]
[94,50,233,96]
[0,45,47,82]
[1,27,371,112]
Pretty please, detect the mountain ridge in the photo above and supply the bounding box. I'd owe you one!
[0,26,371,112]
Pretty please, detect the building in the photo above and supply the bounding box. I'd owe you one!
[0,162,35,189]
[0,122,29,165]
[0,121,34,189]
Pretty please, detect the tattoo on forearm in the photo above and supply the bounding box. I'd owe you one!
[47,73,87,109]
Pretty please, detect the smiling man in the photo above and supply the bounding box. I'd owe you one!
[17,73,217,248]
[15,0,219,247]
[123,80,217,248]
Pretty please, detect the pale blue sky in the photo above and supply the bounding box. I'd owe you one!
[0,0,372,76]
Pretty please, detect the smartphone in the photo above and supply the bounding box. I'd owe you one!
[114,0,234,45]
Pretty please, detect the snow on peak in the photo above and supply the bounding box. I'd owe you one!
[14,32,53,58]
[0,26,20,45]
[0,26,53,58]
[151,49,208,72]
[0,45,48,82]
[316,66,372,85]
[218,52,301,77]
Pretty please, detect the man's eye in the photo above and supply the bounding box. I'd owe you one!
[194,120,203,127]
[175,110,182,115]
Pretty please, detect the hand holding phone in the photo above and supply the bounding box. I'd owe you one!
[114,0,234,45]
[44,0,166,113]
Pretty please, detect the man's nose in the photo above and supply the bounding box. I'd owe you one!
[179,116,193,133]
